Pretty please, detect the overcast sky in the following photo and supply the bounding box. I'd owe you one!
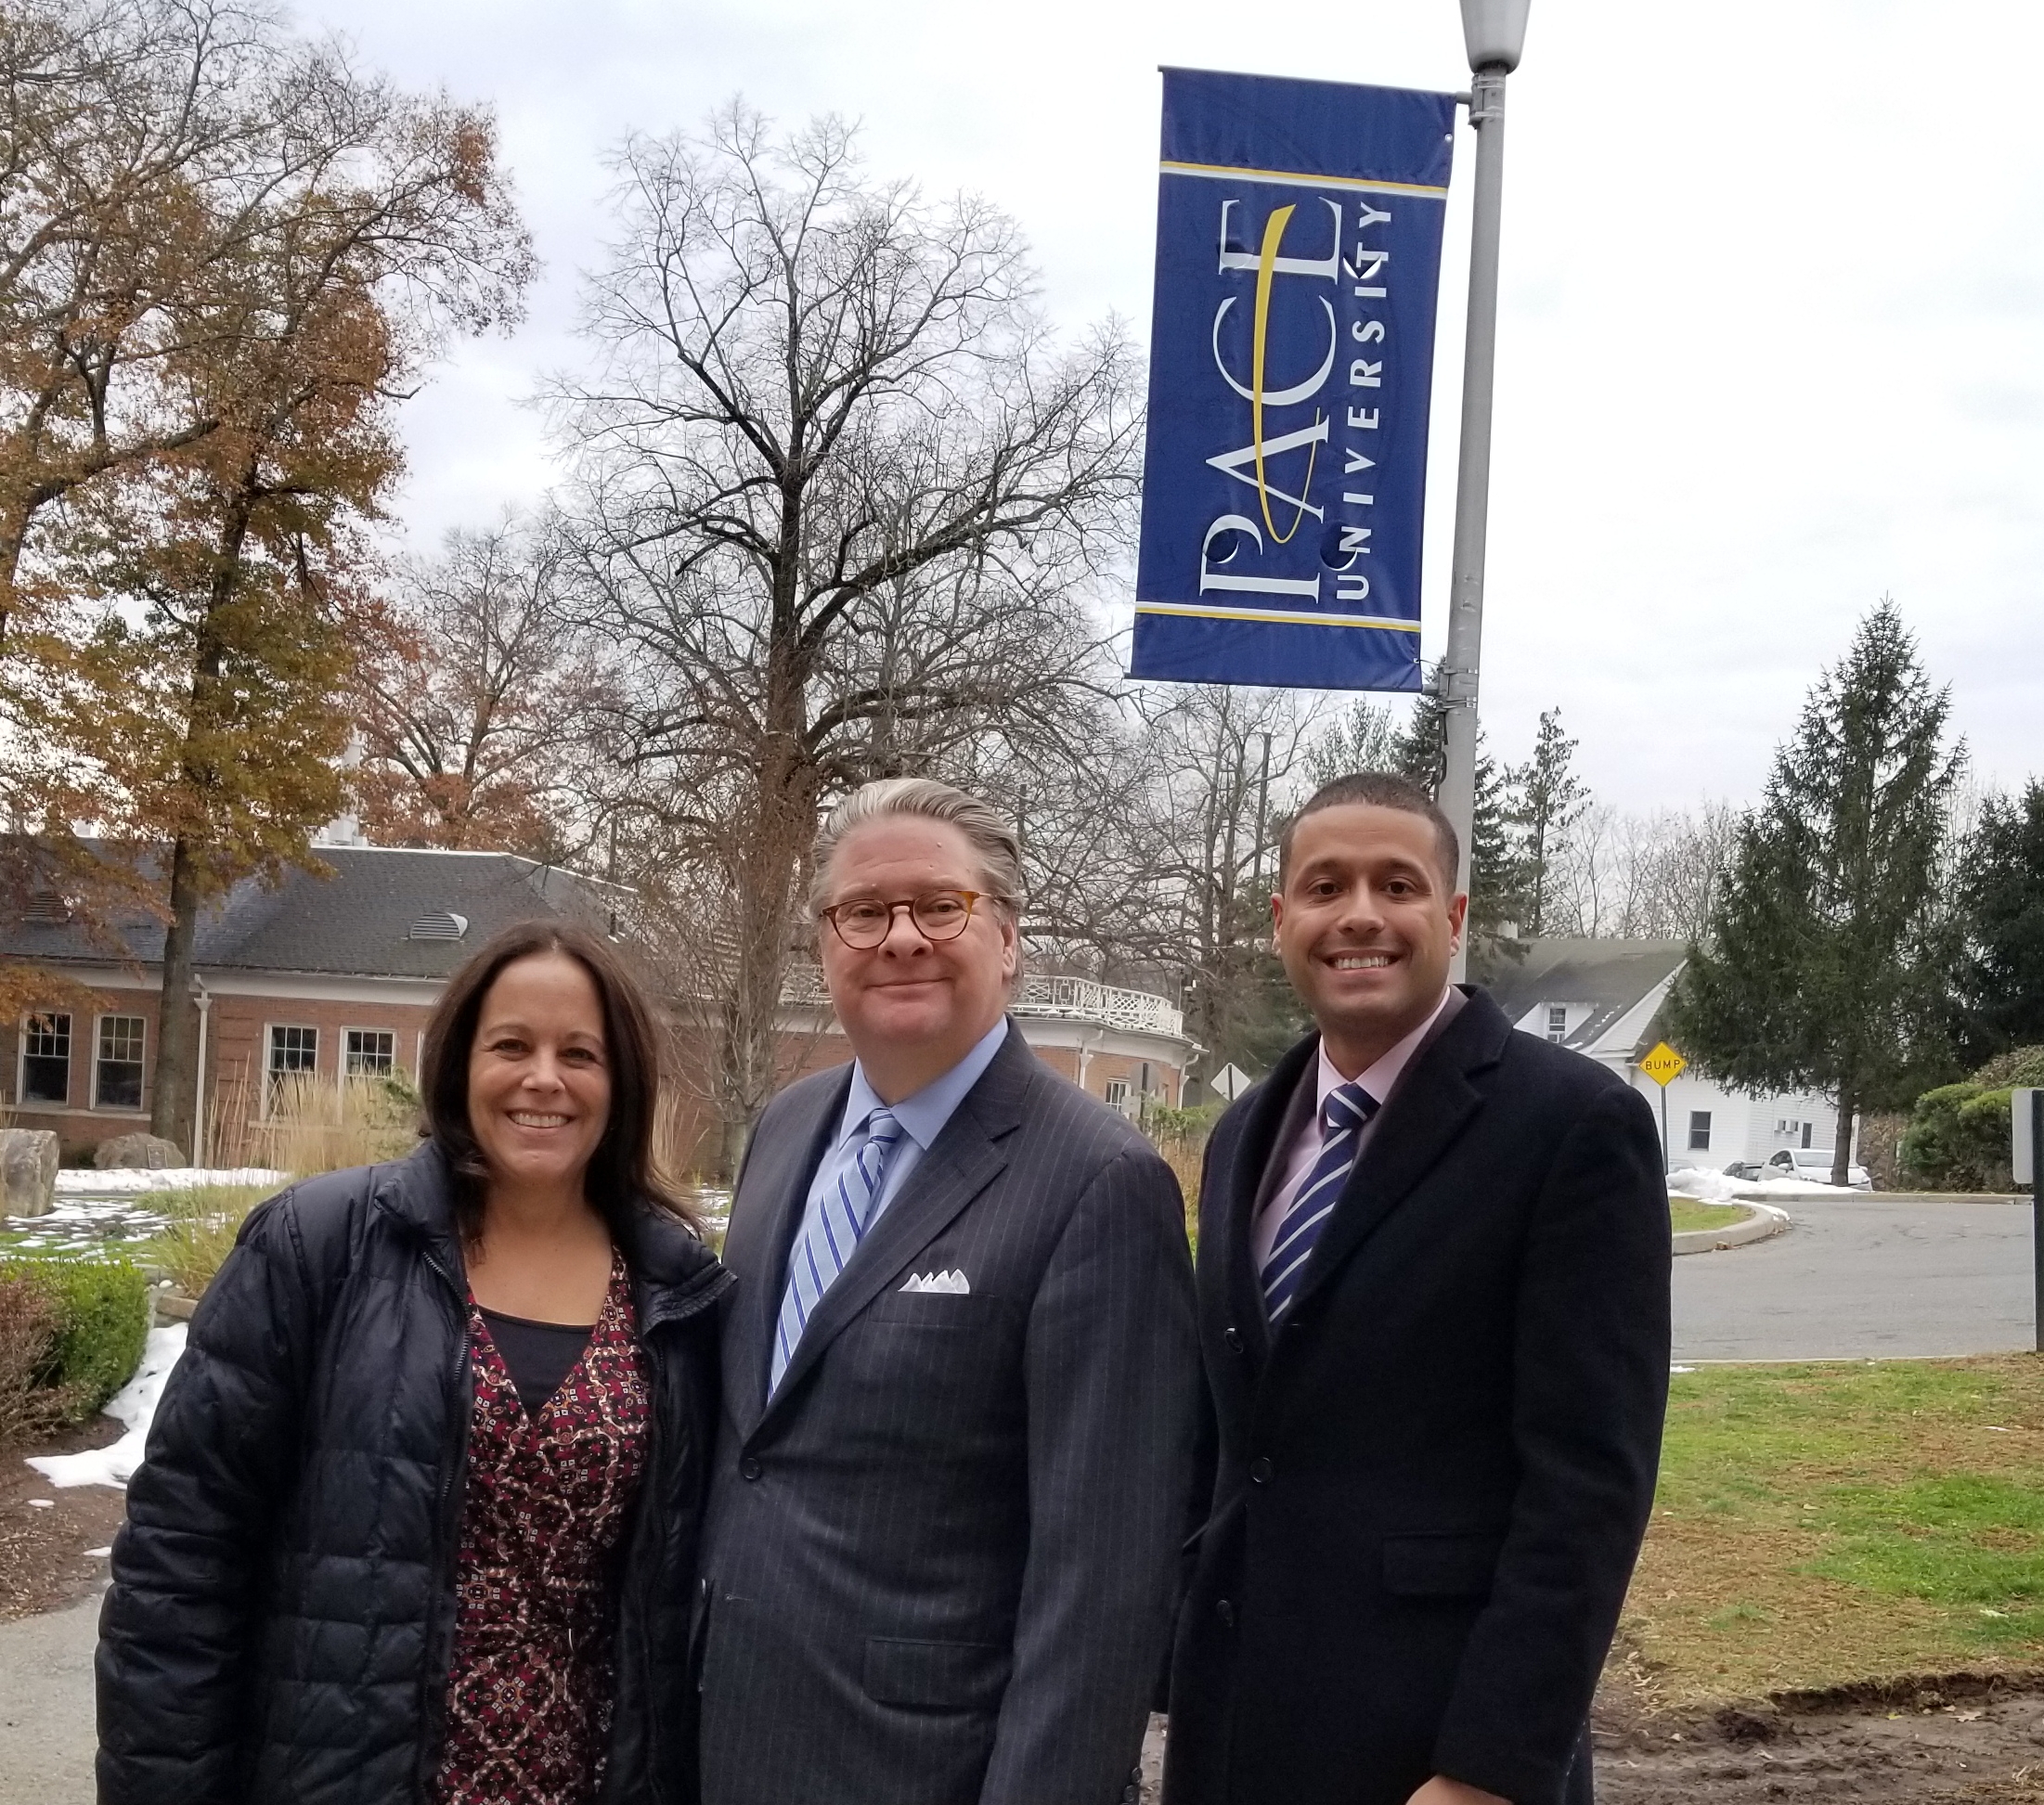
[299,0,2044,814]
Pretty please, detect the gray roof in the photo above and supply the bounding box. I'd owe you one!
[3,845,625,980]
[1478,937,1688,1053]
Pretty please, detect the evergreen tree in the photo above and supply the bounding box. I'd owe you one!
[1669,602,1965,1186]
[1954,780,2044,1060]
[1391,677,1527,971]
[1510,706,1589,935]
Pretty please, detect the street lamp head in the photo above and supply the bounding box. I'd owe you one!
[1460,0,1530,72]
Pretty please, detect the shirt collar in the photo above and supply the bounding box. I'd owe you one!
[1315,986,1455,1115]
[841,1015,1013,1153]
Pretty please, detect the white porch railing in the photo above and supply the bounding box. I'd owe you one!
[780,966,1183,1040]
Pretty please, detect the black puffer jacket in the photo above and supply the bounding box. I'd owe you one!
[97,1140,731,1805]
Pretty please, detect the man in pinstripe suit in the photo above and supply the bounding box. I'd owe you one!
[695,777,1201,1805]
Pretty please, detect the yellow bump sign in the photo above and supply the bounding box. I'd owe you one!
[1639,1042,1688,1087]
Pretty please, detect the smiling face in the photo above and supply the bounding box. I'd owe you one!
[466,951,613,1202]
[817,815,1017,1102]
[1272,802,1468,1077]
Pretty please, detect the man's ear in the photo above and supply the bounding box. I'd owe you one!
[1447,891,1469,950]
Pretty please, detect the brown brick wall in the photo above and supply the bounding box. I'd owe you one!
[1,985,435,1163]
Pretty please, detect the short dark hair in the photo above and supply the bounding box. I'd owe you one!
[1276,771,1460,890]
[419,918,700,1243]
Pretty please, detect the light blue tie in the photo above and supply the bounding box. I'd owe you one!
[770,1108,902,1394]
[1261,1081,1379,1324]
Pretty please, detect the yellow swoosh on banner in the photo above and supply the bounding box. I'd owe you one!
[1251,207,1316,545]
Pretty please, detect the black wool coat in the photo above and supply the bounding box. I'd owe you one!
[1163,987,1672,1805]
[96,1140,731,1805]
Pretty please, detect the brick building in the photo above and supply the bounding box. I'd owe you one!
[0,845,619,1163]
[2,845,1195,1169]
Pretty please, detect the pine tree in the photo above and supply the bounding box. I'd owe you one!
[1391,678,1526,966]
[1954,780,2044,1061]
[1669,602,1965,1185]
[1510,706,1589,935]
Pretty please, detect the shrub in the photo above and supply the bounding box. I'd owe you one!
[158,1184,272,1298]
[0,1250,149,1418]
[0,1275,67,1448]
[1898,1083,2014,1192]
[1973,1045,2044,1089]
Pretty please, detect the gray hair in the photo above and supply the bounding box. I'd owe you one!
[809,778,1024,919]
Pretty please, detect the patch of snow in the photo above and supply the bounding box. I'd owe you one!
[4,1194,174,1253]
[27,1498,51,1507]
[26,1323,186,1490]
[1671,1365,1696,1373]
[1666,1167,1744,1203]
[84,1546,110,1557]
[54,1167,287,1195]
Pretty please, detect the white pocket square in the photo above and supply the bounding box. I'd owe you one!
[899,1270,971,1295]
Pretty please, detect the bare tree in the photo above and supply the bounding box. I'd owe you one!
[1546,801,1739,941]
[352,517,596,856]
[550,104,1140,1170]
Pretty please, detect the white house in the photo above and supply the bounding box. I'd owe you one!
[1481,937,1843,1170]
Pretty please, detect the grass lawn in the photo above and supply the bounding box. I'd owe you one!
[1668,1198,1754,1236]
[1622,1355,2044,1706]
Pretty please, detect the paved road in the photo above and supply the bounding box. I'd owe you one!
[1674,1193,2035,1360]
[0,1587,97,1804]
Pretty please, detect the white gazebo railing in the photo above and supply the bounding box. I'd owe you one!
[780,967,1183,1040]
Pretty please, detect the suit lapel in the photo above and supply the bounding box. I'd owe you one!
[1285,987,1511,1321]
[1223,1034,1319,1375]
[721,1067,851,1443]
[751,1024,1033,1438]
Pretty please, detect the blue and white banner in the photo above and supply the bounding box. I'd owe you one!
[1131,69,1455,692]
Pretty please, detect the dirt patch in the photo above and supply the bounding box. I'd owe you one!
[0,1419,127,1620]
[1595,1668,2044,1802]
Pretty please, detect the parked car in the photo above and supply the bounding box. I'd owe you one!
[1721,1160,1761,1181]
[1758,1145,1871,1190]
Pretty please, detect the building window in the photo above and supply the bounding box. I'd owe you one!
[344,1029,395,1077]
[267,1025,317,1106]
[1802,1121,1814,1149]
[1546,1004,1567,1042]
[1104,1078,1130,1110]
[1688,1110,1712,1152]
[94,1015,146,1110]
[20,1012,71,1104]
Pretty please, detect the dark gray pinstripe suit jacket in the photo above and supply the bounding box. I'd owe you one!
[695,1021,1201,1805]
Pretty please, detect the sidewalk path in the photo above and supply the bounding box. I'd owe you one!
[0,1587,97,1803]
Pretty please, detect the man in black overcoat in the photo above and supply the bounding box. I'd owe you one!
[1164,772,1671,1805]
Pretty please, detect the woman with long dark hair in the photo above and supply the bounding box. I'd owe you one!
[97,920,728,1805]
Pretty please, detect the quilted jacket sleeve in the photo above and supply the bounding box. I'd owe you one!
[96,1191,318,1805]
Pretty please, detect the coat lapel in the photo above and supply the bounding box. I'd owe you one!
[721,1066,851,1444]
[1223,1033,1319,1375]
[1283,987,1512,1322]
[750,1023,1033,1438]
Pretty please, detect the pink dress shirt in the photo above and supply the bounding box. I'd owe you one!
[1250,988,1459,1274]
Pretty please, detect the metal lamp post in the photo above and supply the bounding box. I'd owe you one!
[1441,0,1530,981]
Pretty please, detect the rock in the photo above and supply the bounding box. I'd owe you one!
[91,1132,187,1171]
[1,1128,59,1218]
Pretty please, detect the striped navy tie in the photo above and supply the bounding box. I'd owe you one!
[1261,1081,1379,1323]
[770,1107,902,1394]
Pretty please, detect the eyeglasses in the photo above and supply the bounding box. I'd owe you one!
[818,889,1005,949]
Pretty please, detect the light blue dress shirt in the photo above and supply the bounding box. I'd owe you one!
[783,1015,1012,1288]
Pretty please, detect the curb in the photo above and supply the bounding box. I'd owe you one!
[1673,1202,1791,1257]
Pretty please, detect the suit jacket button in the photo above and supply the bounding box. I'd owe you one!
[1215,1596,1235,1628]
[1249,1457,1273,1485]
[740,1456,763,1481]
[1223,1326,1244,1353]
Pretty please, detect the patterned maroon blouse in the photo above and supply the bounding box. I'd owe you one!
[434,1255,650,1805]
